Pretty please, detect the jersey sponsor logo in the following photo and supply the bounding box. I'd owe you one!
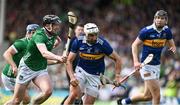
[79,52,105,60]
[19,75,24,80]
[79,47,85,50]
[143,39,166,48]
[149,34,156,38]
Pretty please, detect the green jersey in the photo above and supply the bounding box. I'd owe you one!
[23,28,57,71]
[2,38,29,78]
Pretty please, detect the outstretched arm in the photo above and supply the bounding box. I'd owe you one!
[36,43,66,63]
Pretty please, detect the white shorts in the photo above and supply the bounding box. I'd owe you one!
[75,66,101,98]
[140,64,160,80]
[16,59,48,85]
[1,73,15,91]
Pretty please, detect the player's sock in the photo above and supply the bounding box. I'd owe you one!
[74,99,83,105]
[121,97,132,105]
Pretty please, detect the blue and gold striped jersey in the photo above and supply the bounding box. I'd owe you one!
[70,35,113,75]
[138,24,173,65]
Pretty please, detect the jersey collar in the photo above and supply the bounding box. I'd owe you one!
[152,23,167,33]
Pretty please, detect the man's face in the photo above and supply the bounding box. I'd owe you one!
[154,16,167,29]
[75,26,84,37]
[52,23,61,35]
[27,30,36,39]
[86,33,98,44]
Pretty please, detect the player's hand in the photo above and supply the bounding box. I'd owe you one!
[168,47,176,54]
[134,61,141,71]
[11,65,18,76]
[57,55,67,63]
[70,78,79,87]
[113,74,121,87]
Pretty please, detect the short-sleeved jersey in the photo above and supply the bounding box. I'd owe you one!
[23,28,57,71]
[3,38,29,78]
[138,24,173,65]
[70,35,113,75]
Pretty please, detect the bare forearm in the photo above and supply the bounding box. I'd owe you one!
[115,58,121,76]
[3,52,16,67]
[66,61,75,79]
[47,60,58,65]
[42,51,60,60]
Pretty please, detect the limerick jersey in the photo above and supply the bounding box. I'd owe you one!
[138,24,173,65]
[70,35,113,75]
[2,38,29,78]
[23,28,57,71]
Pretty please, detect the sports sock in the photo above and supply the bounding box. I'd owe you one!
[121,97,132,104]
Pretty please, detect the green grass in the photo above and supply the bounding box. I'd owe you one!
[0,95,114,105]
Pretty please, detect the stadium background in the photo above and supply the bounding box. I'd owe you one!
[0,0,179,105]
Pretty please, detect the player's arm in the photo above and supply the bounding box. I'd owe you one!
[47,59,59,65]
[108,51,122,78]
[36,43,66,63]
[131,37,143,69]
[66,52,78,86]
[166,39,176,54]
[3,45,18,75]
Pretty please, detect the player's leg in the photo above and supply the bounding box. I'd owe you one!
[146,79,160,105]
[31,72,53,104]
[131,81,152,101]
[83,94,96,105]
[60,71,70,105]
[83,71,101,104]
[121,80,152,105]
[1,73,16,92]
[64,66,85,105]
[22,89,31,104]
[64,85,82,105]
[4,83,28,105]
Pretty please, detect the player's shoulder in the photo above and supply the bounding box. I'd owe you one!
[163,25,171,31]
[34,28,45,36]
[97,35,105,45]
[139,24,154,34]
[14,37,27,43]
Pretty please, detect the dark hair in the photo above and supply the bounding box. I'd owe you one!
[154,10,168,19]
[76,22,84,28]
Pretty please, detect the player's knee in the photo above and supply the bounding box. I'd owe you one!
[23,96,30,104]
[153,93,160,100]
[143,95,152,101]
[14,97,22,104]
[43,89,53,97]
[69,91,80,99]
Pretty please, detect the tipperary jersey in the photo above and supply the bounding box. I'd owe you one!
[70,35,113,75]
[138,24,173,65]
[3,38,29,78]
[23,28,57,71]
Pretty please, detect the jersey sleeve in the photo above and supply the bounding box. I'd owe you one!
[70,38,79,53]
[166,28,173,40]
[34,33,46,44]
[13,39,26,53]
[138,28,147,41]
[68,37,76,52]
[102,39,113,56]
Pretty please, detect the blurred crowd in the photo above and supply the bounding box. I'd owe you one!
[1,0,180,104]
